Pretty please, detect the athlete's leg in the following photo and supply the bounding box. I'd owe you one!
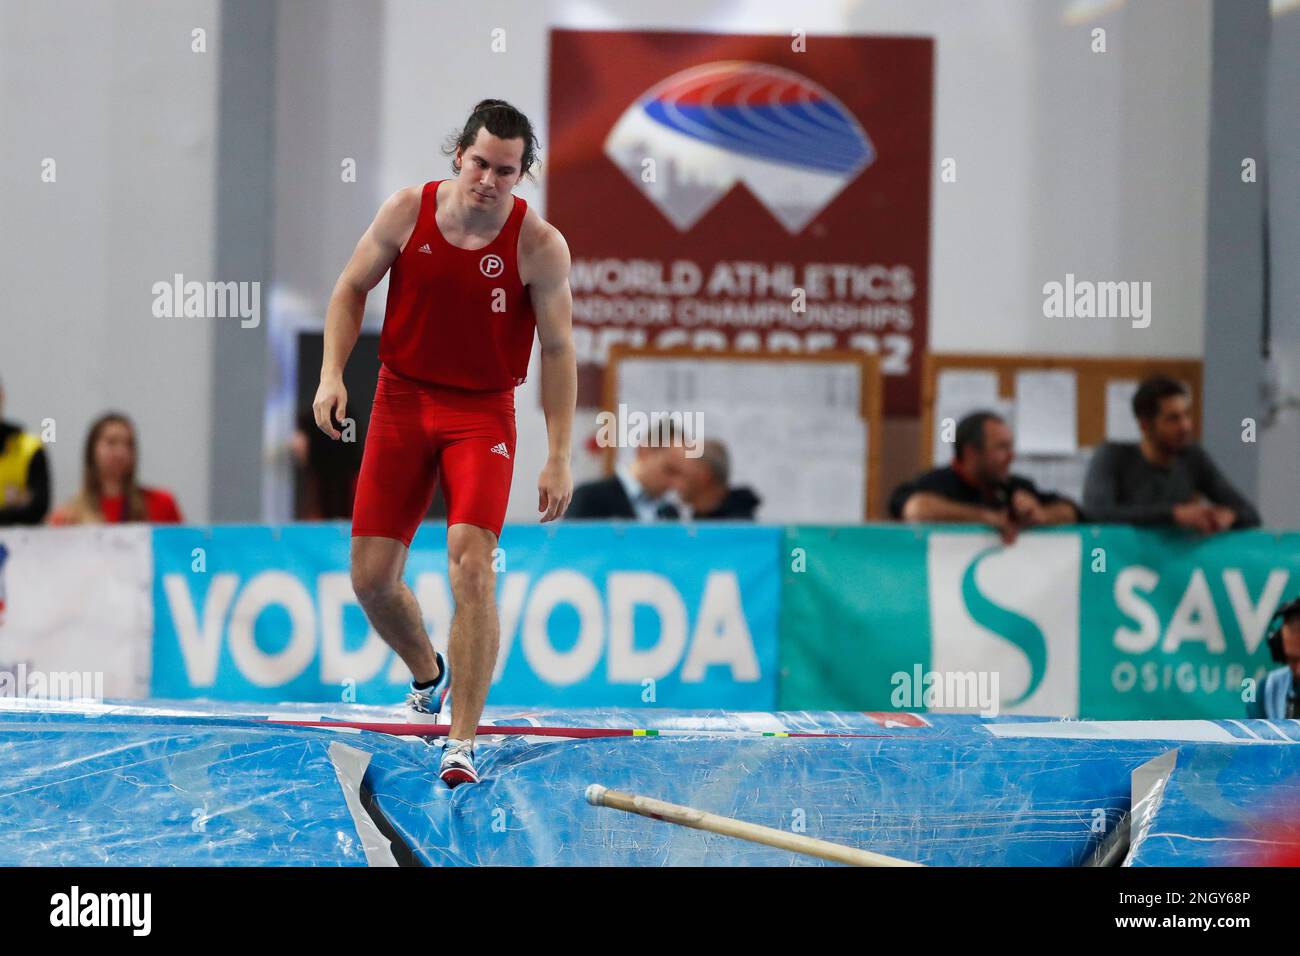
[350,367,443,685]
[436,386,515,750]
[350,535,439,685]
[445,522,498,741]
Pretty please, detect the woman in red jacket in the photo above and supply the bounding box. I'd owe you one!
[49,412,182,524]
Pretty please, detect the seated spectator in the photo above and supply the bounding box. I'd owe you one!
[0,377,51,525]
[1247,598,1299,720]
[49,412,183,524]
[890,411,1080,543]
[676,439,760,520]
[1083,376,1259,532]
[567,421,687,521]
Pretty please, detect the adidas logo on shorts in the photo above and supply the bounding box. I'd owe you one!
[489,442,510,459]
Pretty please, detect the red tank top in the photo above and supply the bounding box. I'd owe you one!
[379,180,536,390]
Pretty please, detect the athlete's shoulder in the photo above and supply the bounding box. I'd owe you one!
[368,184,425,248]
[518,203,565,251]
[380,184,426,222]
[518,205,569,283]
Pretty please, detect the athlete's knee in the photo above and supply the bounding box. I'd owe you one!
[350,537,409,605]
[447,543,495,601]
[351,558,402,607]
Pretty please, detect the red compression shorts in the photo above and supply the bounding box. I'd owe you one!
[352,364,517,545]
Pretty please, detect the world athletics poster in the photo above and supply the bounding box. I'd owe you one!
[546,29,934,415]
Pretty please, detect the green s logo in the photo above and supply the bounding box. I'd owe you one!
[961,545,1048,706]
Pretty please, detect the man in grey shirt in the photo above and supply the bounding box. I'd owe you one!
[1083,375,1259,532]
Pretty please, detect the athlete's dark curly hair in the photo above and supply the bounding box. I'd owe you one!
[442,99,539,181]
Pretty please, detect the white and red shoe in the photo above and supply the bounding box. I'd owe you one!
[439,738,479,788]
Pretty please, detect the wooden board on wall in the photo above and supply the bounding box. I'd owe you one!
[919,353,1204,468]
[604,346,885,520]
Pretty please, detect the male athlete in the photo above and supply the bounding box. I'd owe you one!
[313,100,576,787]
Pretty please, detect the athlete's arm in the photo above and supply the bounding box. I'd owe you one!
[526,219,576,522]
[313,187,420,439]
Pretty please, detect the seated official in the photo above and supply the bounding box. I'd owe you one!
[890,411,1080,543]
[1247,599,1300,720]
[1083,375,1259,532]
[676,439,760,520]
[0,378,51,526]
[49,412,183,525]
[567,425,687,521]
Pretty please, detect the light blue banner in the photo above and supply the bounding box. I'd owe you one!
[151,523,781,709]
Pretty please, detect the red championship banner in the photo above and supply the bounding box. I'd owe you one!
[546,29,933,414]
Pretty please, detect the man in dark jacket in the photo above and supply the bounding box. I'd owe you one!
[567,428,687,521]
[890,411,1079,543]
[677,439,760,520]
[1083,375,1259,532]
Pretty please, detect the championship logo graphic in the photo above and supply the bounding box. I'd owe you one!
[548,30,933,413]
[604,61,875,234]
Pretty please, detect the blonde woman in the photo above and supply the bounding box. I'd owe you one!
[49,413,182,525]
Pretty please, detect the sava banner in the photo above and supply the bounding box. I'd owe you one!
[779,525,1291,719]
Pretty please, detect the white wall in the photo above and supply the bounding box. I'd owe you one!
[0,0,220,520]
[0,0,1243,527]
[359,0,1211,520]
